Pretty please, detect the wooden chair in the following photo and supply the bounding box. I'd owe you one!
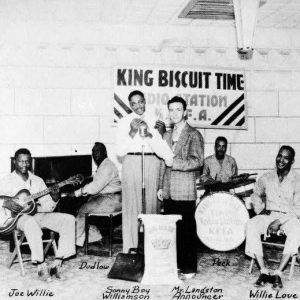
[249,235,298,280]
[7,229,58,276]
[84,211,122,257]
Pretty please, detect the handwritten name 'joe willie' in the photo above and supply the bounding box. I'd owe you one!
[9,289,54,297]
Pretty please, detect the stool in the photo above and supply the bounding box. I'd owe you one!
[84,211,122,257]
[7,229,58,276]
[249,236,298,280]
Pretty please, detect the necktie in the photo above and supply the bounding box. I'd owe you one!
[173,126,179,142]
[172,126,178,151]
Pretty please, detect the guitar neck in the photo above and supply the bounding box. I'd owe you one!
[29,180,70,201]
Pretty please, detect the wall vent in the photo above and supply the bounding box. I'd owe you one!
[179,0,234,20]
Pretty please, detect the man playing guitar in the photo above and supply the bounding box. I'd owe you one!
[0,148,76,281]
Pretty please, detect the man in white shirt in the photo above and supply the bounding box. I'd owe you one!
[0,148,75,281]
[116,90,171,253]
[245,145,300,289]
[71,142,122,247]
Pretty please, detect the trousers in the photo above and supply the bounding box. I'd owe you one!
[245,212,300,258]
[122,154,160,253]
[17,212,76,262]
[76,193,122,247]
[164,199,197,274]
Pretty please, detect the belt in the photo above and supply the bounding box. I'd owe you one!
[127,152,154,155]
[98,191,121,196]
[265,210,287,215]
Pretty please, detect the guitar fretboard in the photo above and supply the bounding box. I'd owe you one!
[28,179,72,201]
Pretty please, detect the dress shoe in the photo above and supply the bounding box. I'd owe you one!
[254,273,270,287]
[271,275,283,290]
[49,265,66,281]
[37,268,52,282]
[182,273,196,279]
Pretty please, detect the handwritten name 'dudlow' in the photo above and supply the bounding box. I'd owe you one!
[8,289,54,297]
[79,261,109,269]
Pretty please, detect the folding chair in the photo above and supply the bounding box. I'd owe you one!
[7,229,58,276]
[249,234,298,280]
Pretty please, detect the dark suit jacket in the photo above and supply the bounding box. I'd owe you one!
[159,123,204,201]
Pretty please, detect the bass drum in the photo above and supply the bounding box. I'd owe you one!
[195,192,249,252]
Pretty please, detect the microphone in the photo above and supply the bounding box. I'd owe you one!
[139,123,148,137]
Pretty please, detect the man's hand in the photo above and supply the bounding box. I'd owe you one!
[200,174,216,184]
[157,189,163,201]
[267,219,281,235]
[61,191,75,198]
[2,199,23,213]
[129,118,144,138]
[154,120,166,137]
[50,185,60,202]
[165,157,173,167]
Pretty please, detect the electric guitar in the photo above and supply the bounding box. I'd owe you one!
[0,174,84,236]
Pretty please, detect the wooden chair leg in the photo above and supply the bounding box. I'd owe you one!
[44,239,52,256]
[84,214,90,255]
[7,233,19,269]
[44,231,58,257]
[109,214,113,257]
[13,232,25,276]
[249,258,255,274]
[288,255,296,281]
[50,232,58,256]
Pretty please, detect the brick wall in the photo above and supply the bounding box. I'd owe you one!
[0,1,299,178]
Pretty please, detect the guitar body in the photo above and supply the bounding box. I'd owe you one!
[0,174,83,237]
[0,189,37,236]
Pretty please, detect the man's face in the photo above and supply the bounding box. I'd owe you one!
[169,102,186,125]
[276,148,294,173]
[129,94,146,116]
[14,154,31,175]
[92,147,102,165]
[215,140,227,159]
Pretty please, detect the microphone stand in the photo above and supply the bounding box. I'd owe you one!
[136,129,147,255]
[141,143,146,215]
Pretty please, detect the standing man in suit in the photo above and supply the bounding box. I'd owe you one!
[157,96,204,279]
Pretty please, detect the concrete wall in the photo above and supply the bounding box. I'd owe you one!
[0,1,299,178]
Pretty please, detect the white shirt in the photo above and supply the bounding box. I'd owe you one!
[0,171,57,212]
[116,111,173,161]
[172,121,186,151]
[252,169,300,223]
[116,111,158,156]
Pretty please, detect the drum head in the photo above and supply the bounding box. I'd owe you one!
[195,192,249,252]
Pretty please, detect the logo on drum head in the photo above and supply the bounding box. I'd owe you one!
[195,192,249,252]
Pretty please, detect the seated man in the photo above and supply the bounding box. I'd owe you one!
[71,142,122,248]
[245,145,300,290]
[200,136,238,183]
[0,148,75,281]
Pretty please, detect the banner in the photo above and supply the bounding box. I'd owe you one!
[113,66,247,129]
